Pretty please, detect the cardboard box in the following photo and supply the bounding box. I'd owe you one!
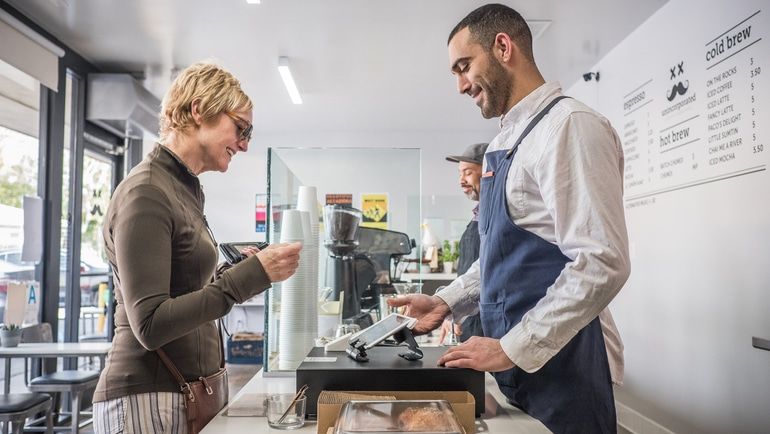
[317,390,475,434]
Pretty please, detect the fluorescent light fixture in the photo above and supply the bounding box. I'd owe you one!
[278,56,303,104]
[246,0,260,4]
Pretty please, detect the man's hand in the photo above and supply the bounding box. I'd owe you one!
[437,336,515,372]
[439,319,463,345]
[256,242,302,282]
[387,294,450,335]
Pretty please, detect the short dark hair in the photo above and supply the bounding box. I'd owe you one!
[448,4,534,62]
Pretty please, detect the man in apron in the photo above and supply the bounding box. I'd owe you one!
[390,4,629,433]
[440,142,488,343]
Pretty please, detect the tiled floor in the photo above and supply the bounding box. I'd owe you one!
[226,363,263,400]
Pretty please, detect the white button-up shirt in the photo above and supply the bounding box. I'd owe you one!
[436,82,630,384]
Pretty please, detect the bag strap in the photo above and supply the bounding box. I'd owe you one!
[217,318,225,369]
[156,348,190,390]
[156,347,197,425]
[156,320,226,397]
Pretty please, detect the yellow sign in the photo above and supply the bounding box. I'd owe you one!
[361,193,388,229]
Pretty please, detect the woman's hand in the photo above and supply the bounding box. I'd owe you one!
[239,245,261,257]
[256,242,302,282]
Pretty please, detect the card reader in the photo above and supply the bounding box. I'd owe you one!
[346,313,423,362]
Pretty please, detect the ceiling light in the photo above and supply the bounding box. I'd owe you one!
[278,57,303,105]
[246,0,261,4]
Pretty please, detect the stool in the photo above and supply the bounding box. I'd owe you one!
[0,393,53,434]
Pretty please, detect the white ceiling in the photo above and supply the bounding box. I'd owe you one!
[7,0,668,134]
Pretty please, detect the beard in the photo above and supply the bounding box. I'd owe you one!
[477,57,514,119]
[463,186,480,201]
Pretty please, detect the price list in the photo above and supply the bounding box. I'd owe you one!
[623,10,765,206]
[620,79,655,194]
[703,10,764,169]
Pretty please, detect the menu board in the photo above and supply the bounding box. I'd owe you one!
[616,9,767,208]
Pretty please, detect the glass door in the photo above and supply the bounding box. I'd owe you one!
[58,71,76,342]
[77,149,113,338]
[58,69,120,343]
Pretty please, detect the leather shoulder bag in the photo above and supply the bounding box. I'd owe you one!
[156,324,229,434]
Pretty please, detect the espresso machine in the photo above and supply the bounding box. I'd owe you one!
[323,205,414,324]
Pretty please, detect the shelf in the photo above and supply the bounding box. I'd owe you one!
[401,272,457,281]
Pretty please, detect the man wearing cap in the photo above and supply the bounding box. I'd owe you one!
[441,143,488,343]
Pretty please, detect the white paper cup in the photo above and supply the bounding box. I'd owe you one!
[296,186,318,222]
[280,210,305,242]
[299,211,312,246]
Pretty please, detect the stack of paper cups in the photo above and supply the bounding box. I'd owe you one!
[278,209,313,370]
[298,210,315,348]
[296,186,319,340]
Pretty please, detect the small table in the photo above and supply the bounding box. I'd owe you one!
[0,342,112,394]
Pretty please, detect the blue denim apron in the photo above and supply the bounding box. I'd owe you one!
[478,96,616,434]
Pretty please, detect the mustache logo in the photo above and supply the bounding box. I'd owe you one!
[666,80,689,101]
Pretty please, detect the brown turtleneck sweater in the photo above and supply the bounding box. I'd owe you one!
[94,145,271,402]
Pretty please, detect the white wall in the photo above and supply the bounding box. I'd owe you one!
[195,130,497,245]
[269,147,420,235]
[568,0,770,432]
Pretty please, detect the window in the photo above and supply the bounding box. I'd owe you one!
[0,58,40,317]
[0,57,41,394]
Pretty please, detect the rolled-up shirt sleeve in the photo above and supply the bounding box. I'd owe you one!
[500,112,631,373]
[435,258,482,321]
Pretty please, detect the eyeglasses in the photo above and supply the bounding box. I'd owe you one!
[224,111,253,143]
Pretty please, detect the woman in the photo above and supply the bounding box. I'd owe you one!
[93,62,301,433]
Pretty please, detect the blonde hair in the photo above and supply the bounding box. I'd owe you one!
[159,62,252,142]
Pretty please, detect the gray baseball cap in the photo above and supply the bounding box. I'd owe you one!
[446,142,489,165]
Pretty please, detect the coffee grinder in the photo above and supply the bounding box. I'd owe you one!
[323,205,371,321]
[323,205,414,325]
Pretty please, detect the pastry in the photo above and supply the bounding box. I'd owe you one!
[397,406,452,431]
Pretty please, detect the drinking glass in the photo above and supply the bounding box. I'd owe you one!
[266,394,306,429]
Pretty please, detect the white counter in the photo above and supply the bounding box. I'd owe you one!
[202,368,550,434]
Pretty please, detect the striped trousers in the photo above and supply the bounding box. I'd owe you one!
[93,392,187,434]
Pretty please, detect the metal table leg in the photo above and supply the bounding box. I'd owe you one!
[3,358,9,394]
